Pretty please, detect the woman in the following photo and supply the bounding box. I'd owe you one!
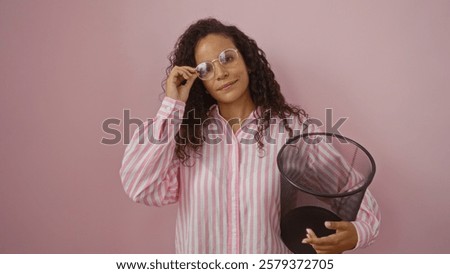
[120,18,380,253]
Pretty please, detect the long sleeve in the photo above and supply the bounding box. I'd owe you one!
[119,96,185,207]
[351,189,381,249]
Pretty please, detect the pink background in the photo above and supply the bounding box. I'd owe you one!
[1,0,449,253]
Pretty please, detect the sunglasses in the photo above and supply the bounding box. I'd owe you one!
[195,48,239,80]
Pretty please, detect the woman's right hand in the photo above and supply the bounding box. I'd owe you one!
[165,66,198,103]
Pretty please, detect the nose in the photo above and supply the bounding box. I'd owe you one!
[213,61,228,80]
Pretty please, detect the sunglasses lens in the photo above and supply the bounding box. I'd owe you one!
[219,49,238,66]
[195,49,238,80]
[196,62,213,80]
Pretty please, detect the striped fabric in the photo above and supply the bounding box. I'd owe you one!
[119,96,381,253]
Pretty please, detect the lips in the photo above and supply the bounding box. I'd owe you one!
[218,80,238,91]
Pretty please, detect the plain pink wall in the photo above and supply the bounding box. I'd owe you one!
[1,0,449,253]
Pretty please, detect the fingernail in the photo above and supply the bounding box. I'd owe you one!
[301,238,307,244]
[306,228,313,234]
[325,221,331,227]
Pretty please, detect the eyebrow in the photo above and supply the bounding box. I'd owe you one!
[196,48,230,64]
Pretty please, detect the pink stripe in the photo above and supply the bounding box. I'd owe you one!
[207,142,215,252]
[219,139,226,253]
[226,132,233,253]
[193,145,201,253]
[234,139,240,253]
[256,142,263,252]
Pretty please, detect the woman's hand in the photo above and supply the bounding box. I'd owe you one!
[166,66,198,103]
[301,221,358,254]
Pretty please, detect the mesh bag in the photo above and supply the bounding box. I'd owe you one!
[277,133,376,253]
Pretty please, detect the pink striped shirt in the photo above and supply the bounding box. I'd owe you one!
[119,96,381,253]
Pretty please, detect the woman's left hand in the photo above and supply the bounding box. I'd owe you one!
[301,221,358,254]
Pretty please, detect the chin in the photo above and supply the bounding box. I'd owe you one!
[215,89,251,105]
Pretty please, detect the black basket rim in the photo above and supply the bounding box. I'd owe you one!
[277,132,376,198]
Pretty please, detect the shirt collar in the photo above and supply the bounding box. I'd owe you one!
[208,104,261,125]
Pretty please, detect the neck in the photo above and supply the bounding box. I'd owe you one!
[217,93,256,133]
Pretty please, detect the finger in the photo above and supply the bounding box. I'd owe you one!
[314,245,343,254]
[169,68,185,83]
[302,228,318,244]
[313,246,326,254]
[180,74,197,92]
[325,221,347,230]
[184,69,198,80]
[179,69,197,82]
[309,243,336,254]
[171,66,193,79]
[178,73,189,82]
[177,65,196,71]
[306,228,317,239]
[172,72,194,87]
[178,67,197,76]
[311,243,336,252]
[178,69,197,82]
[175,69,190,79]
[306,233,338,246]
[315,248,334,254]
[181,66,197,73]
[182,75,198,90]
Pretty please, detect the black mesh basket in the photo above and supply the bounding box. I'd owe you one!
[277,132,376,253]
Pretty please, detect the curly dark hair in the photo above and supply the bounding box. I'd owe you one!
[163,18,308,165]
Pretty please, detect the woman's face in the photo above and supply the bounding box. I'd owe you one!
[195,34,251,105]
